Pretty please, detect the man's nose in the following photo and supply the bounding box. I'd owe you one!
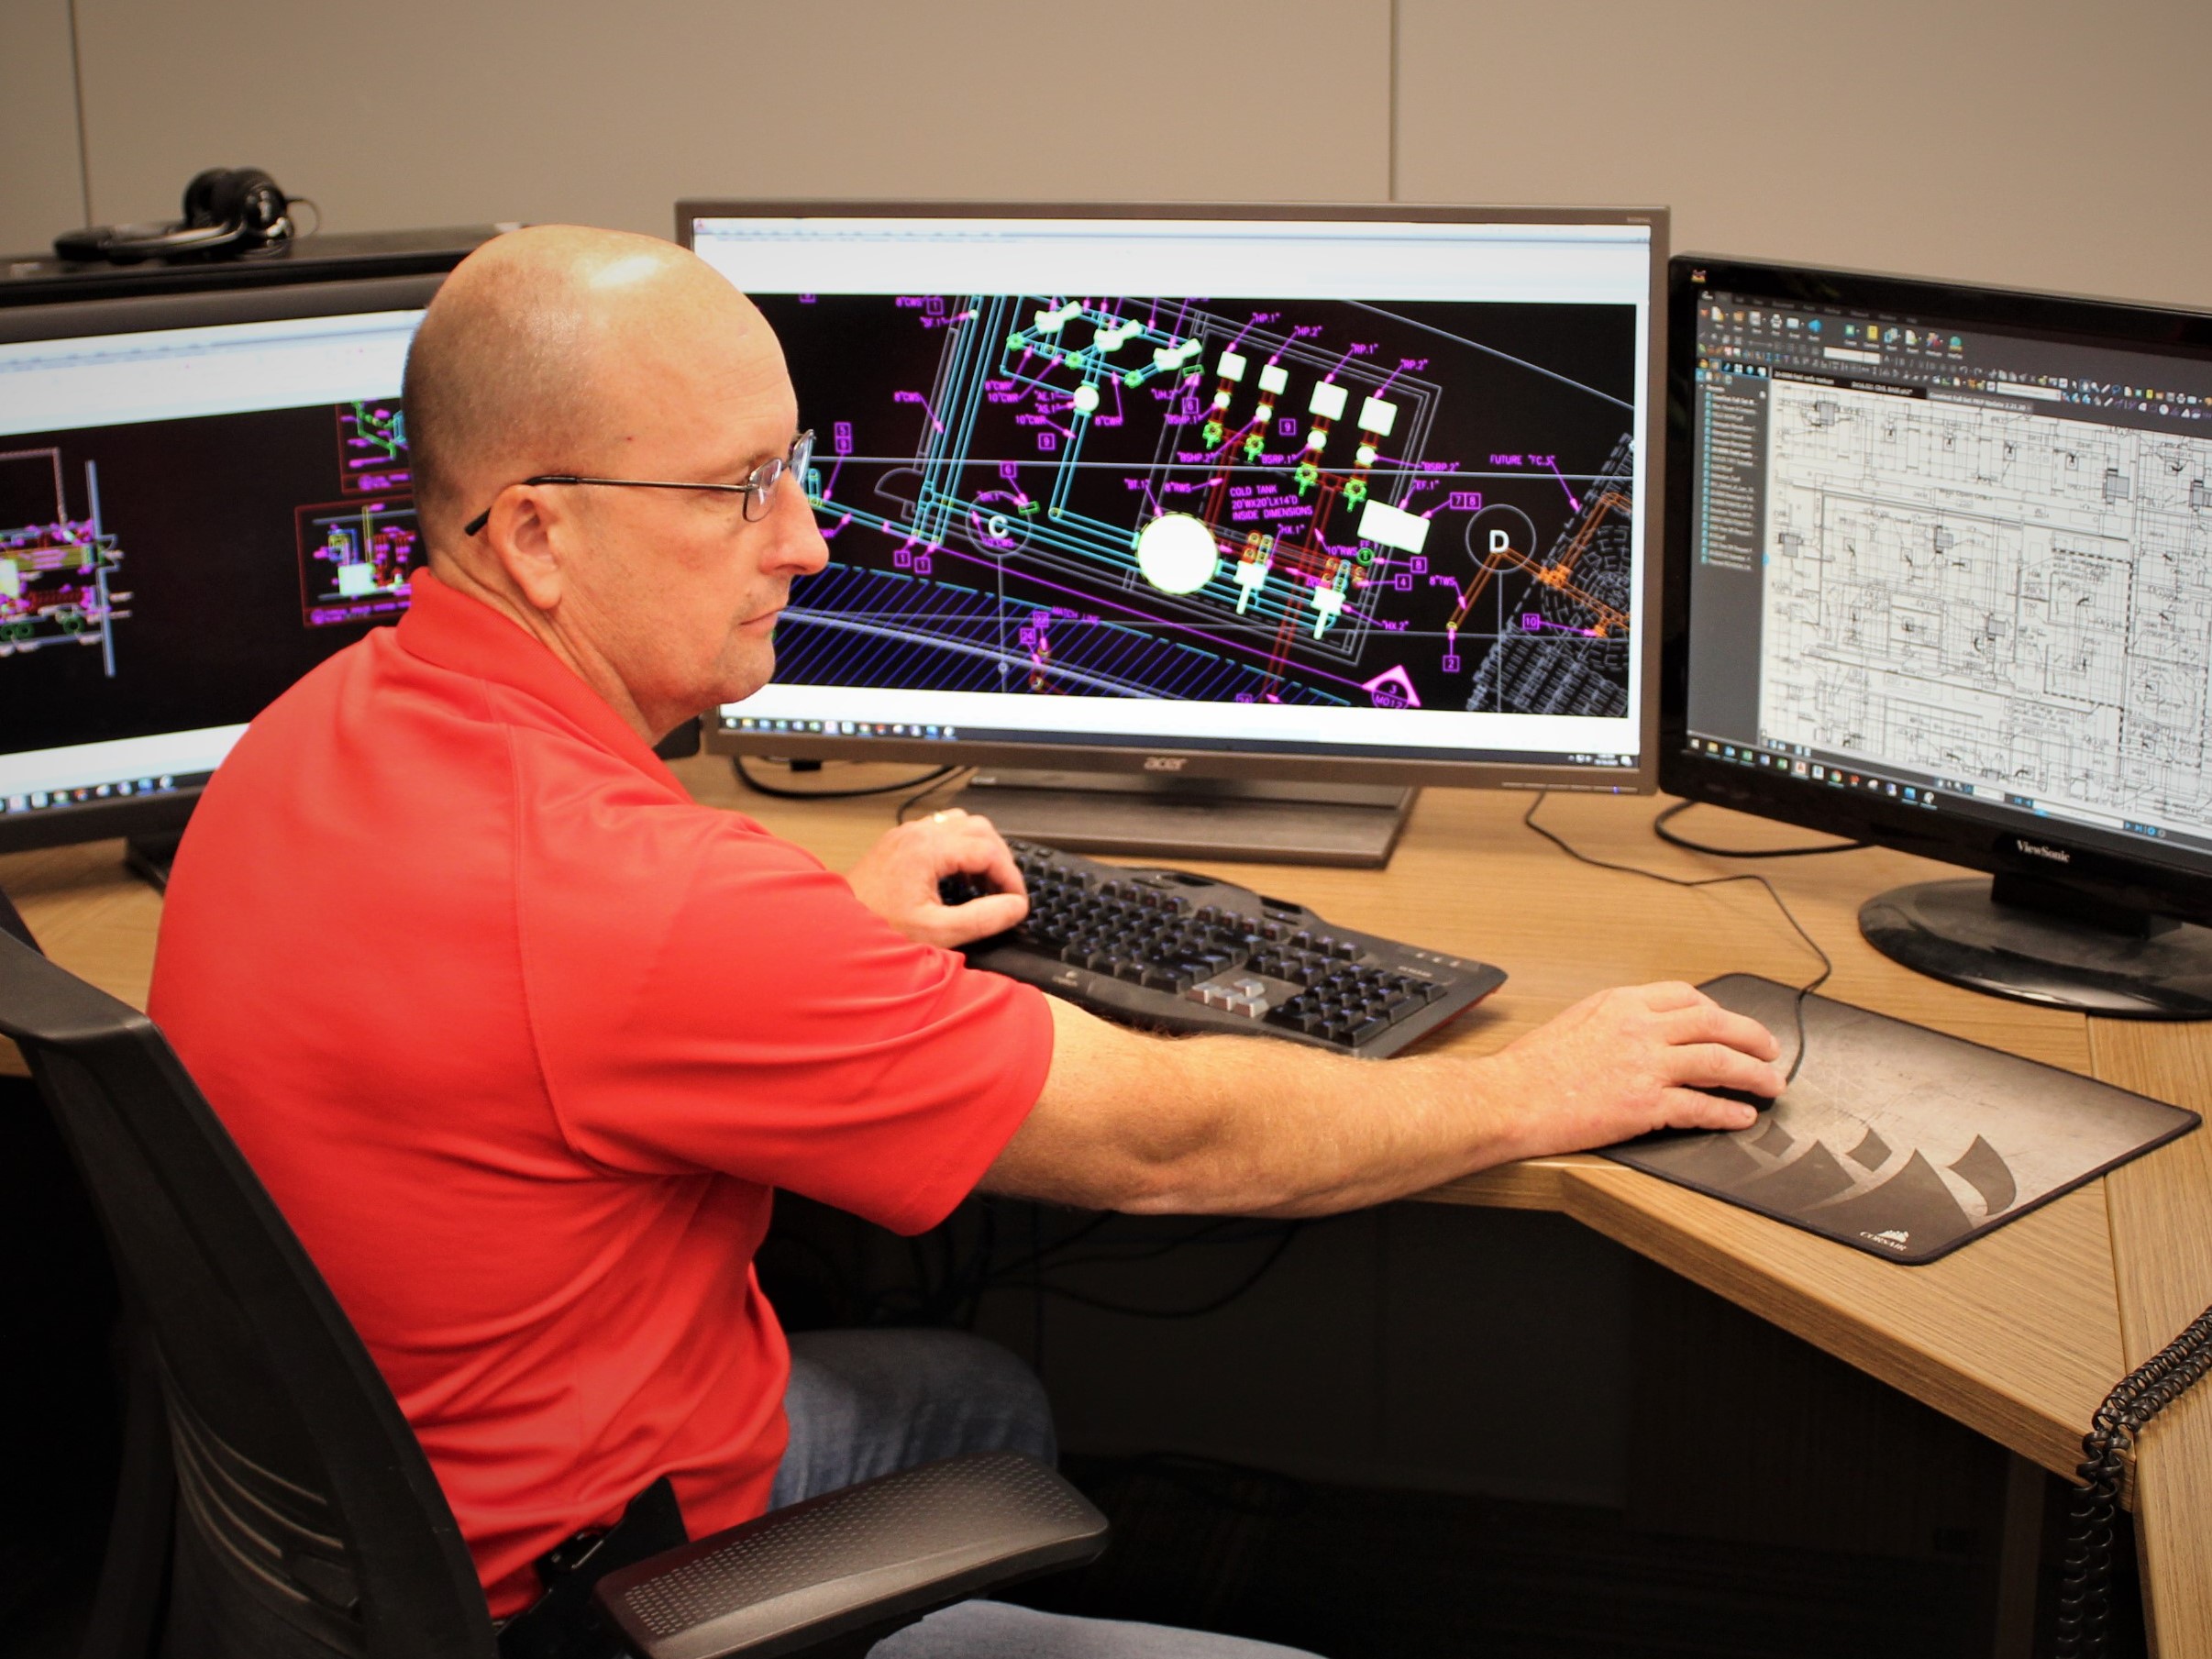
[765,475,831,574]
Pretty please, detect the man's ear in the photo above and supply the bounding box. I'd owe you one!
[482,486,567,615]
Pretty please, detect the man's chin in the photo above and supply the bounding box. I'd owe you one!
[712,647,776,711]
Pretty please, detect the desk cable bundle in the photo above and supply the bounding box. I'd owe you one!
[2057,1301,2212,1658]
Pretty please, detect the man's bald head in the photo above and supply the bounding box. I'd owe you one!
[396,225,824,744]
[402,226,761,557]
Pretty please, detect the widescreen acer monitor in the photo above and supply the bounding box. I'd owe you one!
[0,271,449,881]
[681,202,1665,865]
[1665,255,2212,1016]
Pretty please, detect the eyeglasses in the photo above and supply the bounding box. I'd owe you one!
[462,430,814,536]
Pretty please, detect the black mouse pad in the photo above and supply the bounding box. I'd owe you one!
[1602,974,2200,1265]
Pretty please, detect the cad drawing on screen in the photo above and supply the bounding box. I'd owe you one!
[766,288,1638,723]
[0,445,130,678]
[1758,387,2212,832]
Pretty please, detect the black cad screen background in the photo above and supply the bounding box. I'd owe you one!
[763,293,1639,722]
[2,404,398,754]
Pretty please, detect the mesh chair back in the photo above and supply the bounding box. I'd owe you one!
[0,926,494,1659]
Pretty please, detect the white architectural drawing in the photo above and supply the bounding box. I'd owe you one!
[1758,381,2212,831]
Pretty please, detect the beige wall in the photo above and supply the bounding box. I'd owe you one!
[46,0,1390,245]
[6,0,2208,306]
[0,0,86,263]
[1396,0,2212,308]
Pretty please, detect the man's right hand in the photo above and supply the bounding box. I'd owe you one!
[845,807,1028,949]
[1477,980,1785,1163]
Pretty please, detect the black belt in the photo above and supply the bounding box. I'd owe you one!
[497,1477,688,1659]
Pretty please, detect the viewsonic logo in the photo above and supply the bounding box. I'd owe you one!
[2013,838,2074,865]
[1144,757,1189,772]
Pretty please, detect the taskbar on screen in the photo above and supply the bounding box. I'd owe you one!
[1686,733,2212,858]
[722,713,1637,772]
[0,769,207,823]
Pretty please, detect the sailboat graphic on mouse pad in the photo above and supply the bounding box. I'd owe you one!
[1606,975,2197,1263]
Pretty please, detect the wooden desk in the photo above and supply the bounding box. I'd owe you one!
[8,766,2211,1653]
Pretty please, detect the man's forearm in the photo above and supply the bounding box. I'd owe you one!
[981,999,1523,1217]
[980,982,1782,1217]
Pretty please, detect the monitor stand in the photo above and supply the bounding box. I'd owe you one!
[1859,872,2212,1019]
[946,769,1416,868]
[123,832,182,894]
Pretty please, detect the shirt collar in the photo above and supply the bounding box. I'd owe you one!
[394,567,689,792]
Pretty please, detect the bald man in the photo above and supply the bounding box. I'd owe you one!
[149,227,1781,1652]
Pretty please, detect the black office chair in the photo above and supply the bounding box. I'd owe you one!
[0,897,1105,1659]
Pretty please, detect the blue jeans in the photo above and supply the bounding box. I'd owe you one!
[773,1329,1318,1659]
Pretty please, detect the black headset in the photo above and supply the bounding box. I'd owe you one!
[54,168,296,265]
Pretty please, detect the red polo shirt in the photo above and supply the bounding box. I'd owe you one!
[149,570,1053,1615]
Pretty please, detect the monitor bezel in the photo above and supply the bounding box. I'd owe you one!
[679,198,1668,795]
[0,270,455,857]
[1660,252,2212,926]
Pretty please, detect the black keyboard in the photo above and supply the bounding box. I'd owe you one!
[957,840,1506,1058]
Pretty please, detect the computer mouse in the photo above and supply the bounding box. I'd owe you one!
[937,871,991,907]
[1707,1084,1779,1117]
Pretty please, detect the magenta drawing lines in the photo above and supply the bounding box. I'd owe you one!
[0,446,130,677]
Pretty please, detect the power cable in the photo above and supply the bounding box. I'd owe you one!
[1650,799,1868,860]
[1521,791,1830,1085]
[732,755,958,802]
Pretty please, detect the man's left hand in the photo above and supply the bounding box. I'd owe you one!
[846,808,1029,948]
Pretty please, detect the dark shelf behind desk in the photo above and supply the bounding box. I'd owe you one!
[1,225,509,306]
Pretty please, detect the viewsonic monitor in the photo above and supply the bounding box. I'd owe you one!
[1665,255,2212,1016]
[0,271,450,878]
[682,202,1665,865]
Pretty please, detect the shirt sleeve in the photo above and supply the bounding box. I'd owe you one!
[521,792,1056,1235]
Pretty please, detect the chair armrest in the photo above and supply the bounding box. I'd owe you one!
[592,1451,1109,1659]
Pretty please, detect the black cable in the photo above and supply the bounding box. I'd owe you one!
[949,1200,997,1328]
[895,768,977,823]
[2056,1299,2212,1658]
[983,1212,1296,1287]
[1651,799,1869,859]
[1029,1203,1045,1374]
[988,1211,1117,1280]
[1033,1220,1303,1275]
[732,755,957,801]
[1521,791,1830,1086]
[1019,1223,1306,1320]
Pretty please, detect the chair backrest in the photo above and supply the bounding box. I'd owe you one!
[0,924,496,1659]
